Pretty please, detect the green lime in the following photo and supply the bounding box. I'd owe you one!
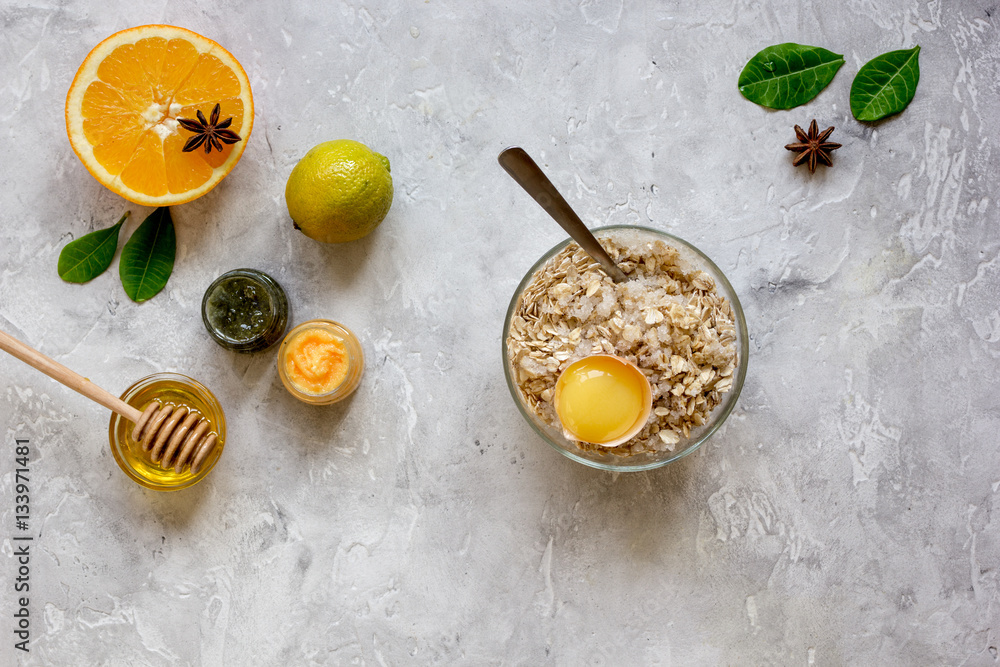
[285,140,393,243]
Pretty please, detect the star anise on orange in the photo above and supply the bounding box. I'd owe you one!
[784,120,841,173]
[177,103,242,154]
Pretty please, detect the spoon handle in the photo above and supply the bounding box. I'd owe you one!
[498,147,629,283]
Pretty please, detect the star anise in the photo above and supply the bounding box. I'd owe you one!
[784,120,841,173]
[177,103,242,154]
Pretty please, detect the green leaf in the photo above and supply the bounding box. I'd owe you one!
[738,43,845,110]
[850,46,921,121]
[119,207,176,303]
[57,211,129,283]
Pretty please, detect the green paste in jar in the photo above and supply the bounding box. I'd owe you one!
[201,269,288,353]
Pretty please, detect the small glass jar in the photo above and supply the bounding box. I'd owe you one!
[109,372,226,491]
[277,319,364,405]
[202,269,289,353]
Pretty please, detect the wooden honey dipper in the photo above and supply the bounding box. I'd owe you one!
[0,328,218,473]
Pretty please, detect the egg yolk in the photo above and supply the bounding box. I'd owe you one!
[554,356,647,444]
[283,328,349,395]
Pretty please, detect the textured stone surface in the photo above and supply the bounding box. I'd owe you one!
[1,1,999,664]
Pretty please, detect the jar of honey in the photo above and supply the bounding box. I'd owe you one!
[109,372,226,491]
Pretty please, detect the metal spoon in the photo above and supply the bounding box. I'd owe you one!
[498,146,629,283]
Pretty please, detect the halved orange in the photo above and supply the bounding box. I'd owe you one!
[66,25,254,206]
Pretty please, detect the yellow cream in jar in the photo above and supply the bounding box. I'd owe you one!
[283,328,349,394]
[277,320,365,405]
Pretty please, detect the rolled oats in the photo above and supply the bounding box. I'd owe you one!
[506,234,739,456]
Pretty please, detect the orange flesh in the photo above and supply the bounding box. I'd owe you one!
[67,26,253,205]
[81,37,243,195]
[284,329,350,395]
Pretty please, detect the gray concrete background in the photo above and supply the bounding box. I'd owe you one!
[1,2,998,664]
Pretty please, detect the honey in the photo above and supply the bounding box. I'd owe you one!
[554,355,651,445]
[109,373,226,491]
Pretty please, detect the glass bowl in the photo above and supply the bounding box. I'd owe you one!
[502,225,749,472]
[109,372,227,490]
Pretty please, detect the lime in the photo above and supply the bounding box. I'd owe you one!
[285,140,393,243]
